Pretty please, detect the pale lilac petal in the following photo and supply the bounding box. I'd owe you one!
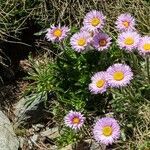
[92,32,112,51]
[46,24,70,42]
[89,71,108,94]
[138,36,150,56]
[93,117,120,145]
[106,63,133,88]
[70,31,91,52]
[83,10,106,32]
[115,13,136,32]
[117,31,140,52]
[64,111,85,130]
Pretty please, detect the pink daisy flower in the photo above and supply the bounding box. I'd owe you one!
[106,63,133,88]
[46,24,70,42]
[115,13,136,32]
[64,111,85,130]
[70,31,91,52]
[92,33,112,51]
[89,71,108,94]
[93,117,120,145]
[83,10,106,32]
[117,31,140,52]
[138,36,150,56]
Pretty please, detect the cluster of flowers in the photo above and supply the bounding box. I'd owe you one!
[45,10,150,146]
[64,111,120,145]
[46,10,150,56]
[64,63,133,145]
[89,63,133,94]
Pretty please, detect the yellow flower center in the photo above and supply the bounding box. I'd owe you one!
[122,21,129,28]
[124,37,134,45]
[99,39,107,46]
[72,117,80,124]
[53,29,62,37]
[77,38,86,46]
[113,71,124,81]
[96,79,105,88]
[102,126,113,136]
[143,43,150,51]
[91,18,101,27]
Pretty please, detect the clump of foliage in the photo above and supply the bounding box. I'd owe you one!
[24,54,54,95]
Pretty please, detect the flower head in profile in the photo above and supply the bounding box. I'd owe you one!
[46,24,70,42]
[89,71,108,94]
[138,36,150,56]
[115,13,135,32]
[117,31,140,52]
[92,33,112,51]
[93,117,120,145]
[64,111,85,130]
[80,26,98,38]
[83,10,106,32]
[106,63,133,88]
[80,26,89,32]
[70,31,91,52]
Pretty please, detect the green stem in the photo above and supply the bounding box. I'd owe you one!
[130,53,138,70]
[125,87,135,101]
[146,57,150,83]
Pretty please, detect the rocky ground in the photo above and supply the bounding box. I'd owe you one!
[0,60,105,150]
[0,60,54,150]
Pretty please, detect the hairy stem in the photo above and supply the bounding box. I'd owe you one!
[146,57,150,83]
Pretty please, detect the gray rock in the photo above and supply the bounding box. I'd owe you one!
[18,137,25,149]
[0,110,19,150]
[14,92,47,126]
